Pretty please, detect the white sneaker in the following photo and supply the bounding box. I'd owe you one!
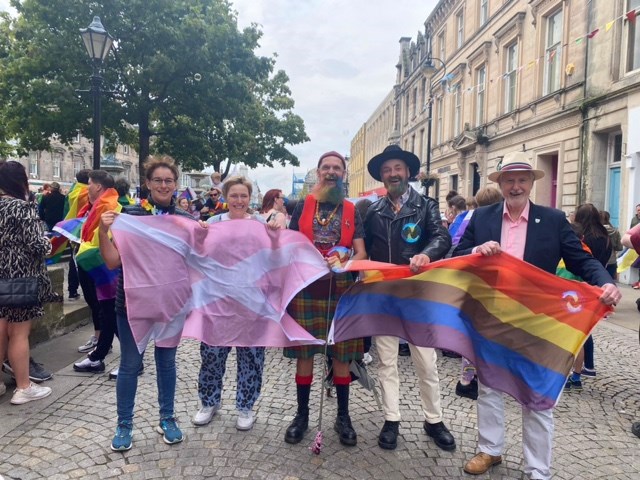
[236,410,255,431]
[109,368,118,380]
[0,382,6,396]
[10,382,52,405]
[78,335,98,353]
[363,352,373,365]
[192,404,220,426]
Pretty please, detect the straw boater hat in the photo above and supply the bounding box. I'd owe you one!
[367,145,420,182]
[488,151,545,182]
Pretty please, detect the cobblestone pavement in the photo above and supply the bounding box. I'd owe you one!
[0,318,639,479]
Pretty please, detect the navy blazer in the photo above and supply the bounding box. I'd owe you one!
[453,201,613,287]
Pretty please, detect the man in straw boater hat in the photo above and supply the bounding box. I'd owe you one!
[363,144,455,452]
[453,151,620,479]
[283,151,367,447]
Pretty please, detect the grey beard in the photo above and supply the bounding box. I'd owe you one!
[386,180,409,198]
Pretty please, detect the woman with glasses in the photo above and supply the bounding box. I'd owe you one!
[99,155,204,452]
[259,189,287,229]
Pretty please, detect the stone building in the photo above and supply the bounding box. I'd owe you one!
[7,134,140,192]
[349,0,640,228]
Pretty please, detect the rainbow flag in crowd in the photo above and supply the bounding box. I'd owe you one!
[179,187,197,201]
[330,253,612,411]
[46,182,89,264]
[75,189,122,300]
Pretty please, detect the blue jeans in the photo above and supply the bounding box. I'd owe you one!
[116,312,177,423]
[198,343,265,412]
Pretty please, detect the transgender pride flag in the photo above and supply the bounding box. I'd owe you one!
[330,253,612,411]
[111,215,328,352]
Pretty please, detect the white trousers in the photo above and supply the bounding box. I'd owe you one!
[477,381,553,480]
[375,335,443,423]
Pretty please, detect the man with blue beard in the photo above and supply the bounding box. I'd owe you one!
[283,151,367,447]
[363,145,455,452]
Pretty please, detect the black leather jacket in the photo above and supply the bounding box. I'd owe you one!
[364,188,451,265]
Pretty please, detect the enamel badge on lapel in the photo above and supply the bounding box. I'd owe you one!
[535,218,540,223]
[401,223,421,243]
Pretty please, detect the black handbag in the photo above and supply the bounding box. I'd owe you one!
[0,277,39,307]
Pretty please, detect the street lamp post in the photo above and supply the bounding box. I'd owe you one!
[80,16,114,171]
[422,56,447,197]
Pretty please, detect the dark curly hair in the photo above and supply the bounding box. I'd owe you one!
[0,160,29,200]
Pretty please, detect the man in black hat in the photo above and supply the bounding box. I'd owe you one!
[363,144,455,451]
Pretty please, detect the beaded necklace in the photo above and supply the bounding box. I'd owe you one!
[315,201,340,227]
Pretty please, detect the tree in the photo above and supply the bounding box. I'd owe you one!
[0,0,308,182]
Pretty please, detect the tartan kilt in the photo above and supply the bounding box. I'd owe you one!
[283,272,363,363]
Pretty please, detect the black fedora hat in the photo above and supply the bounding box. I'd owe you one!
[367,145,420,181]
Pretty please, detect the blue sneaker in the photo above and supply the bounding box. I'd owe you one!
[111,421,133,451]
[156,417,183,445]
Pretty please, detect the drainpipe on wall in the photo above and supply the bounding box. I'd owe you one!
[577,0,594,205]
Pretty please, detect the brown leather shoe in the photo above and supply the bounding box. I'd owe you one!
[463,452,502,475]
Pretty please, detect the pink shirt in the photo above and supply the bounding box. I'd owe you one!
[500,201,530,260]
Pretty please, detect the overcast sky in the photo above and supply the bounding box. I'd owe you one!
[0,0,439,193]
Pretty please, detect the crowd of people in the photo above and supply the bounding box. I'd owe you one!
[0,144,631,479]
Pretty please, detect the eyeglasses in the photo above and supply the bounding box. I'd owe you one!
[150,178,176,186]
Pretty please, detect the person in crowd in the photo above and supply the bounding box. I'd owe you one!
[600,210,622,281]
[75,171,116,355]
[454,186,503,401]
[192,176,278,431]
[259,189,287,229]
[444,190,459,226]
[38,181,65,232]
[0,160,58,404]
[283,151,367,447]
[630,204,640,228]
[73,170,120,375]
[66,169,91,302]
[447,194,468,239]
[563,203,612,390]
[466,196,478,211]
[200,187,226,220]
[210,171,224,191]
[35,183,51,204]
[621,222,640,439]
[363,145,454,452]
[99,155,201,451]
[115,178,132,208]
[453,151,619,479]
[177,197,191,213]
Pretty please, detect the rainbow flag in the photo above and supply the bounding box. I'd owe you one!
[52,217,86,244]
[330,253,612,411]
[46,182,89,264]
[75,189,122,300]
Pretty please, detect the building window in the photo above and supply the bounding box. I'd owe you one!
[73,156,83,175]
[450,174,459,193]
[412,87,418,118]
[543,8,563,95]
[475,66,486,126]
[438,30,446,60]
[411,134,416,153]
[53,151,62,178]
[420,78,427,109]
[626,0,640,72]
[123,144,129,154]
[504,43,518,113]
[181,173,190,188]
[74,131,81,143]
[436,97,444,144]
[456,10,465,48]
[28,151,38,176]
[404,95,410,124]
[419,128,425,159]
[479,0,489,27]
[453,83,462,137]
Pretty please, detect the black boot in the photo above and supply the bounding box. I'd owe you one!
[334,383,357,446]
[284,384,310,444]
[378,420,400,450]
